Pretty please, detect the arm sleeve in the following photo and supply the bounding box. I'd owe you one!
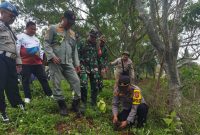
[72,42,80,67]
[129,63,135,83]
[16,34,22,64]
[39,41,44,60]
[99,45,108,69]
[112,94,120,116]
[111,58,120,66]
[44,26,56,61]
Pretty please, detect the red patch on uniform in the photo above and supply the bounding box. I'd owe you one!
[134,92,140,98]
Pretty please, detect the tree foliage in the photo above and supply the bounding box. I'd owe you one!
[12,0,157,79]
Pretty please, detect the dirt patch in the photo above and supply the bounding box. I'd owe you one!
[55,122,72,134]
[120,131,135,135]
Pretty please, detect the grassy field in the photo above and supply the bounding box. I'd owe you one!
[0,79,199,135]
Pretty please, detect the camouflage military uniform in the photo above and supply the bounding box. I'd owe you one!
[98,43,108,91]
[78,39,101,105]
[44,23,81,101]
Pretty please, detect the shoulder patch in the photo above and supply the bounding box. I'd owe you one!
[132,89,142,105]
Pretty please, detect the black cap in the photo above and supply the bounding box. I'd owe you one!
[118,75,130,87]
[89,28,99,38]
[64,10,76,25]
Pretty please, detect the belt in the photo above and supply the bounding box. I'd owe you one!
[0,50,16,59]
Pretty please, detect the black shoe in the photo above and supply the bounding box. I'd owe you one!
[57,100,68,116]
[1,113,9,122]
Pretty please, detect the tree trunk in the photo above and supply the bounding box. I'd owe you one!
[135,0,187,110]
[165,60,181,109]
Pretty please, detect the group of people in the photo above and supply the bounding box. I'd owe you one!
[0,1,148,130]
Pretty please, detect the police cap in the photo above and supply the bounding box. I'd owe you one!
[0,1,18,17]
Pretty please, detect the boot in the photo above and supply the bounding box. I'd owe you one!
[71,99,80,112]
[80,102,87,115]
[57,100,68,116]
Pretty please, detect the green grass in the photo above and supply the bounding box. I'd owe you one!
[0,79,199,135]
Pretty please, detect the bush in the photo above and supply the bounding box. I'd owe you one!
[179,64,200,100]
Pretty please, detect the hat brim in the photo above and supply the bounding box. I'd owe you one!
[0,8,17,17]
[90,34,98,38]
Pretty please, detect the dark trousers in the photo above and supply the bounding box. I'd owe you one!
[89,73,99,105]
[0,55,24,113]
[118,103,148,127]
[21,65,52,99]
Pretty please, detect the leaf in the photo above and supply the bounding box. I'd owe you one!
[170,111,176,118]
[163,118,173,126]
[164,128,171,133]
[175,121,183,126]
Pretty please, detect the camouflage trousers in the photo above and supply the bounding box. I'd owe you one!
[79,65,100,105]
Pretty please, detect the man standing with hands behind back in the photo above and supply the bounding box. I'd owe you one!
[44,10,81,116]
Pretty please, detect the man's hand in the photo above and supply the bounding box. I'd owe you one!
[119,121,128,129]
[52,56,61,64]
[99,35,106,45]
[101,68,106,76]
[75,66,80,73]
[112,115,118,124]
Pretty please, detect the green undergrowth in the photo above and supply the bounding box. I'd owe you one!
[0,77,199,135]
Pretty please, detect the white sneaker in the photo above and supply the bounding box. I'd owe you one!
[1,113,9,122]
[24,98,30,103]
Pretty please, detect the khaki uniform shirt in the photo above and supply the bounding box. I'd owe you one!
[0,20,21,64]
[111,57,134,83]
[44,23,79,67]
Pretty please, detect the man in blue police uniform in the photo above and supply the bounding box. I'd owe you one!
[0,1,25,122]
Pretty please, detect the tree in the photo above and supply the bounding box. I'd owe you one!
[179,1,200,66]
[136,0,187,109]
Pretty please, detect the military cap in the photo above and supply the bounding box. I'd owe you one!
[89,28,99,38]
[64,10,76,25]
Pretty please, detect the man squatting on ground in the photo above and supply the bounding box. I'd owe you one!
[112,75,148,130]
